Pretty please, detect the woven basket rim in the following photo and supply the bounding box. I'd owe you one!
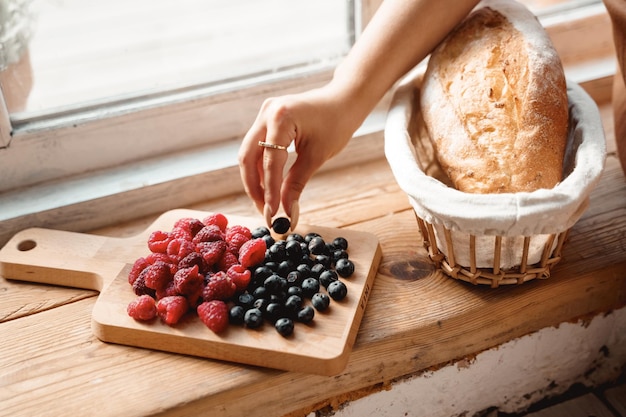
[384,75,606,237]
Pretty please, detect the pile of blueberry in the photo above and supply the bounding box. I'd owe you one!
[233,218,355,337]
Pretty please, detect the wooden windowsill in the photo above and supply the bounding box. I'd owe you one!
[1,79,625,416]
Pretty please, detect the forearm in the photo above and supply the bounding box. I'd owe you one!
[330,0,480,126]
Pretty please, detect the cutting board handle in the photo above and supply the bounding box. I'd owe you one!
[0,227,126,291]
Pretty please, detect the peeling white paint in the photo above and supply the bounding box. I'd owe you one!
[314,306,626,417]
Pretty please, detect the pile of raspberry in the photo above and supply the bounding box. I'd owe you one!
[126,213,354,337]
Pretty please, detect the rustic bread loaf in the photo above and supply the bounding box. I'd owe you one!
[420,0,568,194]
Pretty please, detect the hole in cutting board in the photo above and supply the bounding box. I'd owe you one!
[17,239,37,251]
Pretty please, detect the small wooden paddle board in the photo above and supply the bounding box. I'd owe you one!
[0,209,381,375]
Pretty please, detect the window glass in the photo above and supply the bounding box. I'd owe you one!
[1,0,351,118]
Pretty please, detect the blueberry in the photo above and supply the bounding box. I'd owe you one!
[244,308,264,328]
[304,232,321,243]
[308,236,327,255]
[286,233,305,243]
[287,285,303,297]
[286,270,303,287]
[285,239,303,260]
[301,277,320,298]
[268,241,287,263]
[277,259,295,277]
[284,294,303,315]
[272,217,291,234]
[328,280,348,301]
[296,263,312,279]
[315,254,332,269]
[332,249,349,262]
[310,263,326,279]
[311,292,330,311]
[253,297,269,311]
[275,317,294,337]
[252,285,269,300]
[335,258,355,278]
[251,226,271,239]
[332,237,349,251]
[253,266,273,286]
[264,302,284,323]
[319,269,338,288]
[261,234,275,248]
[297,306,315,323]
[237,292,255,308]
[264,274,287,294]
[299,254,313,267]
[254,265,274,279]
[299,242,310,257]
[229,305,245,325]
[263,261,279,272]
[270,292,286,303]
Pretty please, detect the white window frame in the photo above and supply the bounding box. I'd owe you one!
[0,0,615,246]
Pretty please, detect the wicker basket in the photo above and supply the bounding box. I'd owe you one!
[384,70,606,287]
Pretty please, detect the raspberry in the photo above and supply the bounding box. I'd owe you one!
[173,265,204,296]
[225,225,252,241]
[197,240,227,268]
[177,251,206,272]
[173,217,205,237]
[133,270,156,298]
[202,213,229,232]
[227,232,250,254]
[227,264,251,292]
[167,238,195,263]
[203,271,237,301]
[186,285,205,309]
[238,238,267,268]
[143,260,173,290]
[145,252,172,265]
[217,250,239,273]
[192,225,224,244]
[155,279,178,300]
[156,295,189,325]
[147,230,171,253]
[128,257,149,285]
[170,227,192,241]
[127,295,157,321]
[197,300,229,333]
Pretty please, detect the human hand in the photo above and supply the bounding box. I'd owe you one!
[238,85,359,228]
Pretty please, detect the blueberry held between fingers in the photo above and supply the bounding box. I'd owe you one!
[272,217,291,234]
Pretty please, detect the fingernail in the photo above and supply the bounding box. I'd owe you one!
[264,204,272,228]
[290,200,299,231]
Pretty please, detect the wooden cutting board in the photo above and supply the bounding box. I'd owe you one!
[0,209,381,376]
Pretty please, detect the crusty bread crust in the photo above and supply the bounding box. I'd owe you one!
[420,0,568,194]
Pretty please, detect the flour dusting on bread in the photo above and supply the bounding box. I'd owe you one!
[420,0,568,194]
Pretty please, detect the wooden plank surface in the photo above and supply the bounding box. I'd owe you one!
[0,102,624,416]
[0,210,381,375]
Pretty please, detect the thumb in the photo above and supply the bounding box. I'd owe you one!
[280,157,320,228]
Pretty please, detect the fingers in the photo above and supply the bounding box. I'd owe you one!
[261,115,293,219]
[240,91,345,230]
[239,97,297,227]
[280,150,321,229]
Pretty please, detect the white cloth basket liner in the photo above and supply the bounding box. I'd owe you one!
[384,71,606,269]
